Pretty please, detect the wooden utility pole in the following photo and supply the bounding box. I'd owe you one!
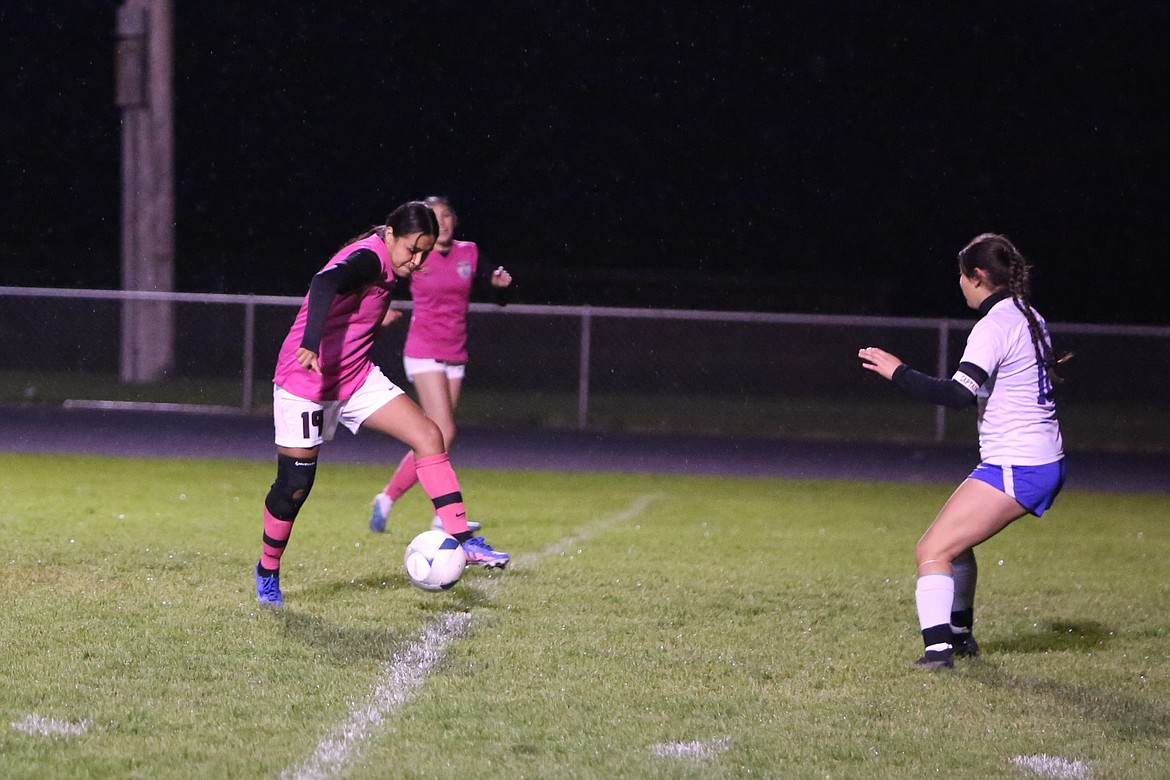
[116,0,174,382]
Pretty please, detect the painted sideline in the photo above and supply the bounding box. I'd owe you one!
[282,493,660,780]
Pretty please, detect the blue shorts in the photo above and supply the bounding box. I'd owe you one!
[969,460,1066,516]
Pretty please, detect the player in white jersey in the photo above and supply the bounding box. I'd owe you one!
[858,234,1070,669]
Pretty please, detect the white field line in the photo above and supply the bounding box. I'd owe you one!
[1010,754,1093,779]
[11,714,92,737]
[477,492,660,597]
[282,612,472,780]
[650,737,731,761]
[283,493,660,780]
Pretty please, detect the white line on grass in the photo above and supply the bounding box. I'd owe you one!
[283,493,660,780]
[650,737,731,761]
[481,492,660,594]
[283,612,472,780]
[1010,754,1093,779]
[11,714,92,737]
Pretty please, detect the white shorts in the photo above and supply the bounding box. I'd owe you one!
[273,366,405,448]
[403,356,466,382]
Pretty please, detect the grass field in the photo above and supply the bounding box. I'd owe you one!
[1,452,1167,779]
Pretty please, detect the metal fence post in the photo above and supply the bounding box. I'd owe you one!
[935,319,950,442]
[242,296,256,412]
[578,306,592,429]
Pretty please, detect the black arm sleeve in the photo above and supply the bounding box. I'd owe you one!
[300,249,382,352]
[891,362,983,409]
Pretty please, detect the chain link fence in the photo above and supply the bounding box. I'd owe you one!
[2,287,1166,453]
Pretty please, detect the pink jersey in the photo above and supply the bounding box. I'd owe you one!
[273,233,396,401]
[403,239,478,363]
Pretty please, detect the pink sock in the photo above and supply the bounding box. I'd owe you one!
[414,452,469,535]
[260,507,294,571]
[384,450,418,500]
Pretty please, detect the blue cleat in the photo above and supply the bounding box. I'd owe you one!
[255,563,283,607]
[461,536,509,569]
[370,493,393,533]
[431,515,481,533]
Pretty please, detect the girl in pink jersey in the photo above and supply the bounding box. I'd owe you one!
[858,234,1068,669]
[369,196,513,534]
[256,202,508,608]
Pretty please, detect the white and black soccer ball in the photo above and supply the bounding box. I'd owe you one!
[404,530,466,591]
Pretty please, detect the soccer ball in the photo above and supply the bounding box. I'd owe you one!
[404,530,466,591]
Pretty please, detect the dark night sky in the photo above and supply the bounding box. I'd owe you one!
[2,2,1168,323]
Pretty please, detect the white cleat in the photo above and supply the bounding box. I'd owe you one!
[369,493,393,533]
[431,515,481,533]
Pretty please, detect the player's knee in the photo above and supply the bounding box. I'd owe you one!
[409,418,446,457]
[265,454,318,520]
[912,542,950,573]
[440,421,457,449]
[915,539,948,568]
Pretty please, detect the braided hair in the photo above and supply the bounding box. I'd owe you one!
[958,234,1071,394]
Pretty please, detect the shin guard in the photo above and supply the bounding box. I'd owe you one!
[415,452,468,535]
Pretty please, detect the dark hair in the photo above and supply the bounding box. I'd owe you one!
[344,201,439,246]
[386,200,439,237]
[423,194,455,219]
[958,233,1072,389]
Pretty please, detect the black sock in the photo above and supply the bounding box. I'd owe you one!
[922,624,953,651]
[950,607,973,632]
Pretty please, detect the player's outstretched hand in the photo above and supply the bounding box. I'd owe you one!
[491,266,513,288]
[858,346,903,381]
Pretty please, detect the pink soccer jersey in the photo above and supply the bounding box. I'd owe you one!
[273,233,396,401]
[403,239,478,363]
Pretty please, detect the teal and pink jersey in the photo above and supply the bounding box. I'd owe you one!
[403,240,478,364]
[274,233,396,401]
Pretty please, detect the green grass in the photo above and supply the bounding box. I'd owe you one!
[1,453,1167,779]
[2,370,255,409]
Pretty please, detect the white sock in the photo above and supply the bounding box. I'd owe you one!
[916,573,955,650]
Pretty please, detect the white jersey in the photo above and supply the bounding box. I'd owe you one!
[953,297,1063,465]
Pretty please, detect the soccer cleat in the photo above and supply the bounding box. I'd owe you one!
[461,536,509,569]
[431,515,481,533]
[913,648,954,670]
[255,563,283,607]
[369,493,393,533]
[952,633,980,658]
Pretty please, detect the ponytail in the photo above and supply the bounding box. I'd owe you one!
[959,233,1073,392]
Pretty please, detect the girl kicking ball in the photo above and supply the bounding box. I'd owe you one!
[255,201,508,608]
